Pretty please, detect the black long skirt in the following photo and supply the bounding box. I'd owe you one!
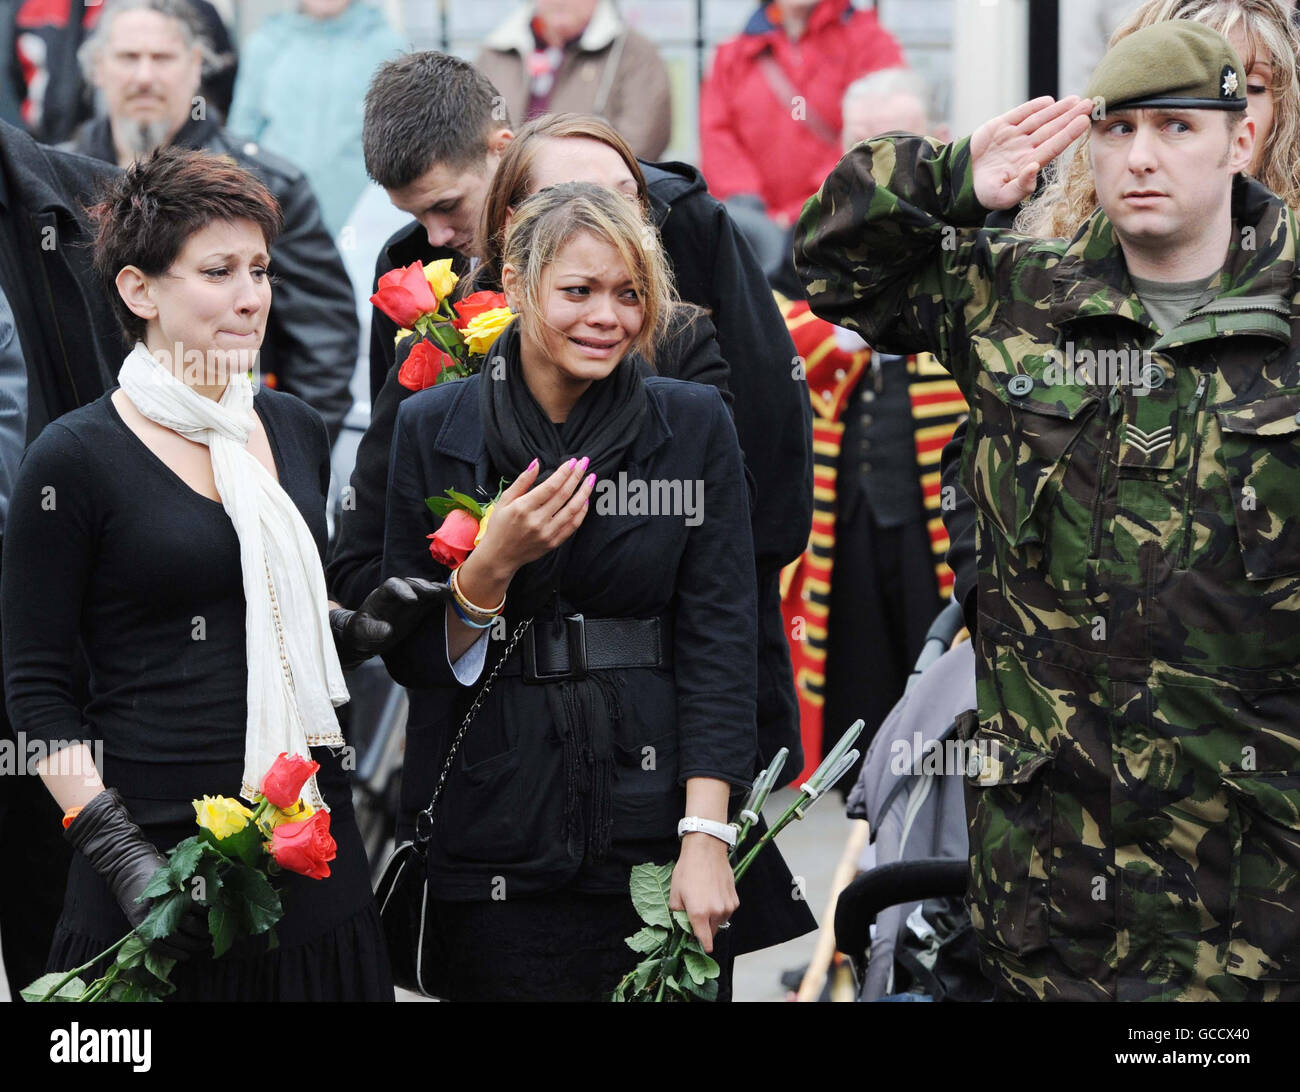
[425,887,735,1002]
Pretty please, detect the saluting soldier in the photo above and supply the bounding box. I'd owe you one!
[796,21,1300,1001]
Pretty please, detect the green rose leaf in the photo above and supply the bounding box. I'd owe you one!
[168,836,206,881]
[663,973,688,1000]
[20,973,87,1002]
[208,902,237,959]
[190,853,225,906]
[425,489,485,520]
[118,982,154,1003]
[219,823,265,868]
[671,909,693,934]
[629,862,674,929]
[143,949,176,985]
[115,933,149,969]
[631,956,657,993]
[690,975,719,1002]
[136,891,187,943]
[138,861,178,900]
[226,865,282,935]
[683,947,720,986]
[625,925,669,955]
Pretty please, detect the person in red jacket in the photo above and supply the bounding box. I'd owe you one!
[700,0,902,231]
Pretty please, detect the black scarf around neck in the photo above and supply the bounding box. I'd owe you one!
[480,318,647,480]
[479,318,647,609]
[478,318,648,862]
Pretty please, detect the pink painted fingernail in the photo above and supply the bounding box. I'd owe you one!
[565,457,576,470]
[585,473,596,488]
[577,456,590,472]
[528,457,538,471]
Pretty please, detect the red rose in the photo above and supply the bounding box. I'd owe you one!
[260,752,321,809]
[398,338,456,392]
[427,508,480,568]
[452,290,509,331]
[369,261,439,328]
[270,809,336,880]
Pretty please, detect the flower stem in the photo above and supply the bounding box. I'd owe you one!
[76,971,118,1003]
[653,927,690,1002]
[36,930,134,1001]
[732,792,810,881]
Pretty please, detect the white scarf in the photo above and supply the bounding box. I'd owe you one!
[118,343,347,807]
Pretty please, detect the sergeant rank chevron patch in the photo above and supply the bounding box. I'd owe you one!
[1124,423,1173,456]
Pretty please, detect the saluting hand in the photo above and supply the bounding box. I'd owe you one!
[971,95,1094,210]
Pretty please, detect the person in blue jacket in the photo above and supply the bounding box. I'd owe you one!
[228,0,403,237]
[380,181,757,1001]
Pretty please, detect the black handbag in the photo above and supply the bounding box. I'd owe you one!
[373,617,532,998]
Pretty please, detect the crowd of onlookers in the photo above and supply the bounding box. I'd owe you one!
[1,0,911,298]
[0,0,1000,826]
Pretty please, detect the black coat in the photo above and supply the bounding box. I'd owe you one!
[379,368,816,950]
[0,119,119,436]
[357,159,809,769]
[381,372,757,890]
[0,118,121,990]
[68,117,358,445]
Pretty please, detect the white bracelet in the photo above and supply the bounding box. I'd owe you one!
[677,816,738,848]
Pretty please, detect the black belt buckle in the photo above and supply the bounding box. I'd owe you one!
[522,613,588,683]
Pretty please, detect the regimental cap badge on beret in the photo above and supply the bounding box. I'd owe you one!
[1084,20,1246,113]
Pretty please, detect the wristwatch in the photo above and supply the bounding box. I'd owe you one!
[677,816,738,848]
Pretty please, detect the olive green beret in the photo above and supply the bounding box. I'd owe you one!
[1085,20,1246,112]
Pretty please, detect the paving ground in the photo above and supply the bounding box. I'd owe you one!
[2,788,855,1004]
[729,787,856,1002]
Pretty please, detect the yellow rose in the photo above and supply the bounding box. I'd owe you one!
[394,327,414,347]
[265,802,317,830]
[193,795,254,839]
[423,259,459,304]
[474,502,494,548]
[463,307,517,355]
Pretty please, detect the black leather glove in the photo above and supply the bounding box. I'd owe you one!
[330,577,451,670]
[64,789,210,961]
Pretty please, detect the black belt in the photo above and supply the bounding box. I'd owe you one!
[498,614,671,683]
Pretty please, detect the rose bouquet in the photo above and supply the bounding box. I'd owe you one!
[369,258,516,391]
[23,753,336,1002]
[612,721,864,1002]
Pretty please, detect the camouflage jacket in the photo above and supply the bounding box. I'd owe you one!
[796,134,1300,1001]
